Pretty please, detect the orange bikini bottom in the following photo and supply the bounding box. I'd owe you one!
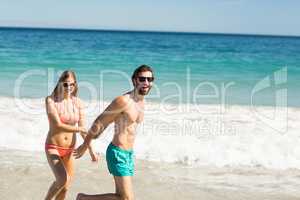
[45,144,74,157]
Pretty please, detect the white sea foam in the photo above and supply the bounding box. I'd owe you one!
[1,96,300,170]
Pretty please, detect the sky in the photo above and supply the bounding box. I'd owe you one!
[0,0,299,36]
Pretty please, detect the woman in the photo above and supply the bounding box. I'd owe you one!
[45,70,97,200]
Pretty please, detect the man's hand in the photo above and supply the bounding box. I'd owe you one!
[74,143,88,159]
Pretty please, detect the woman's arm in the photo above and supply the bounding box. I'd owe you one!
[77,98,98,161]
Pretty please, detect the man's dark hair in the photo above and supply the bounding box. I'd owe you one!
[131,65,154,82]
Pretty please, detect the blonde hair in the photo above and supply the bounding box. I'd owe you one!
[51,70,78,98]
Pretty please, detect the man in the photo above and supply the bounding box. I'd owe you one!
[74,65,154,200]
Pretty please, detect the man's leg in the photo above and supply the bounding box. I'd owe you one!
[76,176,133,200]
[114,176,134,200]
[76,193,119,200]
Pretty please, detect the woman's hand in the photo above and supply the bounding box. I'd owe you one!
[88,148,100,162]
[78,126,87,134]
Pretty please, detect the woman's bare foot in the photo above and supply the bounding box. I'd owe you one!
[91,152,100,162]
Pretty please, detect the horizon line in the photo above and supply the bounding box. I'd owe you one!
[0,25,300,38]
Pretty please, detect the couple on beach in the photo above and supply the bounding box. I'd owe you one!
[44,65,154,200]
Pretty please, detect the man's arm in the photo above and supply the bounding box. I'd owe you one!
[85,96,128,143]
[74,96,129,159]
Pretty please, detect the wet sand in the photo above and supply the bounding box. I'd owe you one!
[1,149,300,200]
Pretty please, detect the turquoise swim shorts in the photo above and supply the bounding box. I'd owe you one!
[106,143,134,176]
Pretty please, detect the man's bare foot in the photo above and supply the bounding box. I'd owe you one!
[76,193,85,200]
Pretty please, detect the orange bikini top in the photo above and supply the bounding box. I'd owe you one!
[54,97,80,125]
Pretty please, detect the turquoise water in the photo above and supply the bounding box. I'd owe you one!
[0,27,299,106]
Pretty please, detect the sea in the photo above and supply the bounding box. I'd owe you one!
[0,27,300,170]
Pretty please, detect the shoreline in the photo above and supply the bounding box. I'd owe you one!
[1,96,300,170]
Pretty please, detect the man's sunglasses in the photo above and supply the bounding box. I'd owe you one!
[63,82,76,88]
[137,76,154,82]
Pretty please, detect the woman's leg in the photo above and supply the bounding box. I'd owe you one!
[45,152,69,200]
[55,153,74,200]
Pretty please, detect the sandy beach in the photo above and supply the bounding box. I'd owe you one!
[1,148,300,200]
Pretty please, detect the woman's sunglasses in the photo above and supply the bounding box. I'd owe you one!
[63,82,76,88]
[137,76,154,82]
